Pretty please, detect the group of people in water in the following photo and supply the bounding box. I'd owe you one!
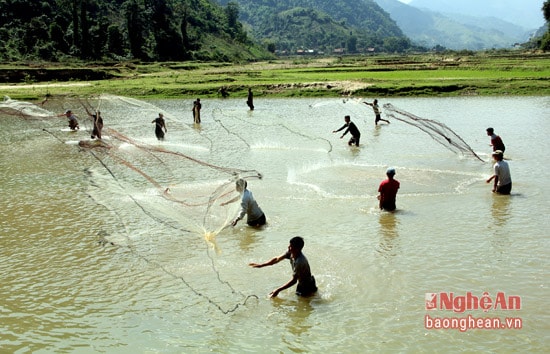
[219,96,400,298]
[59,108,103,140]
[58,95,511,299]
[221,177,316,298]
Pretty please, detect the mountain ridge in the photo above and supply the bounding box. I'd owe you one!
[376,0,542,50]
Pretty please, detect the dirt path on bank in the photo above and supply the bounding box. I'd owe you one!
[0,83,92,90]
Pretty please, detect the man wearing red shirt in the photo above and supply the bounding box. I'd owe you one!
[378,167,400,211]
[486,127,505,153]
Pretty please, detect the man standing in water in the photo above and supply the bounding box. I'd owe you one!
[192,98,202,123]
[486,150,512,194]
[249,236,317,298]
[152,113,167,140]
[378,167,400,211]
[364,99,390,125]
[333,115,361,147]
[222,178,266,227]
[486,127,505,153]
[84,107,103,140]
[246,88,254,110]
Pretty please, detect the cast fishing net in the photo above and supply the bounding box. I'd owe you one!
[383,103,484,162]
[1,94,263,313]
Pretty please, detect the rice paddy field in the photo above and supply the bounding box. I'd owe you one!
[1,52,549,101]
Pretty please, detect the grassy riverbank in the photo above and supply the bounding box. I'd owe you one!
[1,51,549,101]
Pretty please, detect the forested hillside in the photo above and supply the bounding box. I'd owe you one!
[216,0,414,54]
[0,0,271,62]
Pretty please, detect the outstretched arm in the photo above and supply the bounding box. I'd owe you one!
[249,253,286,268]
[333,124,346,133]
[84,106,93,117]
[220,195,240,206]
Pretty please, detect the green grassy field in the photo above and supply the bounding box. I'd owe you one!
[1,52,549,101]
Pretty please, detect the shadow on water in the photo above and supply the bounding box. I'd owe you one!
[270,295,315,338]
[489,193,513,254]
[491,194,512,228]
[377,211,400,258]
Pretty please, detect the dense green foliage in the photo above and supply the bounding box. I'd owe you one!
[216,0,414,54]
[541,0,550,51]
[0,0,271,62]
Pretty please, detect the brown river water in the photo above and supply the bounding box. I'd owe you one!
[1,95,548,352]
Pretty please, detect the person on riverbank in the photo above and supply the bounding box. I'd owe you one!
[222,178,266,227]
[364,99,390,125]
[486,127,505,153]
[152,113,167,140]
[59,109,79,130]
[249,236,317,298]
[378,167,400,211]
[218,86,229,98]
[486,150,512,194]
[192,98,201,123]
[246,88,254,110]
[333,115,361,146]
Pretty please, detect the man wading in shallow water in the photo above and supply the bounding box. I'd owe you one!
[486,150,512,195]
[249,236,317,298]
[364,99,390,125]
[333,115,361,147]
[378,167,400,211]
[221,178,266,227]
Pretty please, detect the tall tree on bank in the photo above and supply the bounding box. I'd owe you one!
[125,0,149,60]
[541,0,550,50]
[149,0,185,60]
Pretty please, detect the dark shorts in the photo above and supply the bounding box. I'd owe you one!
[381,201,396,211]
[496,182,512,195]
[296,276,317,297]
[155,128,165,140]
[348,135,360,146]
[247,213,266,227]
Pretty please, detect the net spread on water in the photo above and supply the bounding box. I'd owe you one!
[383,103,484,162]
[1,94,262,313]
[1,94,485,313]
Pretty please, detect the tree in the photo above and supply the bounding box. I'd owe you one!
[107,25,125,57]
[149,0,185,60]
[226,1,240,32]
[50,22,69,54]
[541,0,550,51]
[347,35,357,53]
[71,0,80,52]
[125,0,148,60]
[80,0,91,58]
[543,0,550,22]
